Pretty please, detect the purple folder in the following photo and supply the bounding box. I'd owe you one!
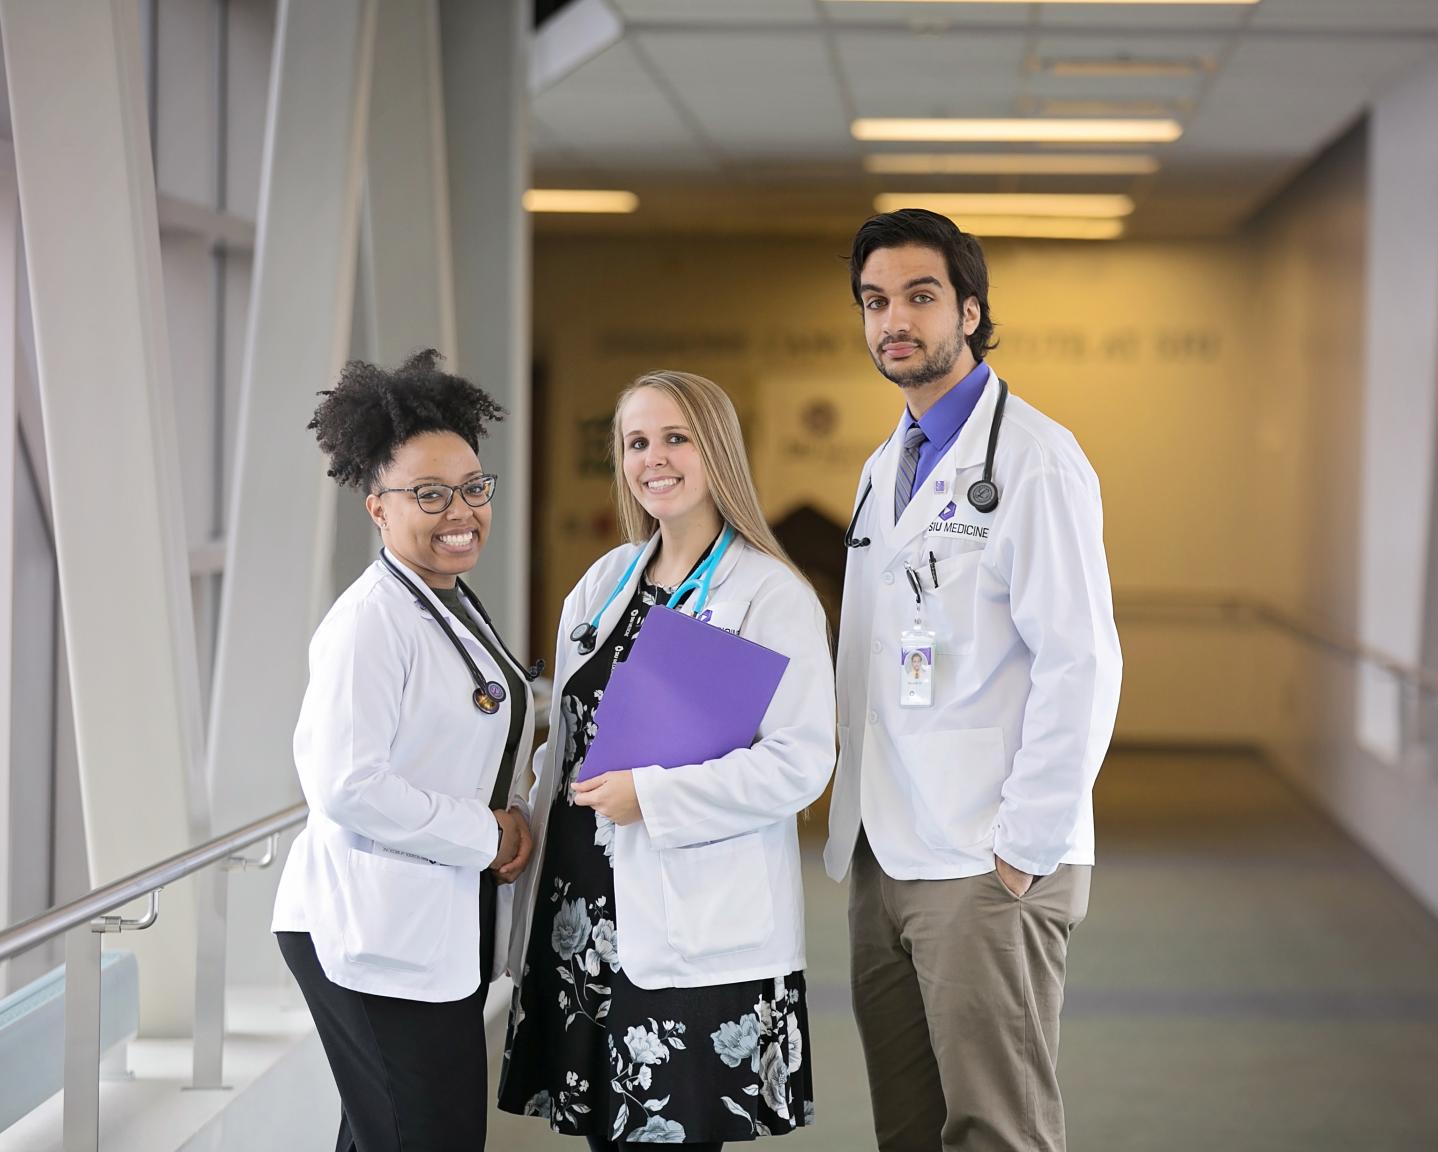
[575,605,790,782]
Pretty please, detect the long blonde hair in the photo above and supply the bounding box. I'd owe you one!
[611,370,803,581]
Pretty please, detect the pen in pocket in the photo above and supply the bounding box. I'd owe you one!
[928,551,939,589]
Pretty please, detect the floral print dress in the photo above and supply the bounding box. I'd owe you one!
[498,578,815,1144]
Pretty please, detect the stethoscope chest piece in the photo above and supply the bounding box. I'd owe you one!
[570,622,599,654]
[967,478,999,514]
[473,683,504,714]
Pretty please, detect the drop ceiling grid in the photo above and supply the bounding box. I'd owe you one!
[1175,85,1368,155]
[834,29,1029,118]
[635,30,853,152]
[609,0,820,26]
[822,2,1042,29]
[1221,36,1438,83]
[1029,32,1230,59]
[532,39,717,168]
[1035,4,1251,32]
[531,0,1438,235]
[1248,0,1438,33]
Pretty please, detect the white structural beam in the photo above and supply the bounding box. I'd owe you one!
[334,0,459,589]
[205,0,375,980]
[0,0,204,1034]
[0,155,16,995]
[439,0,532,646]
[1359,60,1438,762]
[364,0,456,364]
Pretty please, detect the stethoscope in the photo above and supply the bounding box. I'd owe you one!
[845,376,1008,549]
[569,523,735,655]
[379,550,544,714]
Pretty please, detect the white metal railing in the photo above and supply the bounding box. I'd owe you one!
[1116,590,1438,753]
[0,802,307,1152]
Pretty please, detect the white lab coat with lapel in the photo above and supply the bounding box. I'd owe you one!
[824,368,1122,882]
[272,549,535,1001]
[507,533,835,992]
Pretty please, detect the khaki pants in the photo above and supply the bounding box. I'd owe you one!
[848,833,1090,1152]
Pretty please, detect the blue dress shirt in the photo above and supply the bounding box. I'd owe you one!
[901,361,990,502]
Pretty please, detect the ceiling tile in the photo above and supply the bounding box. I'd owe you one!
[823,3,1037,29]
[637,31,854,155]
[611,0,818,25]
[1038,4,1250,31]
[533,39,717,169]
[836,28,1028,117]
[1248,0,1438,33]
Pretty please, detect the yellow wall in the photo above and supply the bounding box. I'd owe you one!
[531,232,1262,739]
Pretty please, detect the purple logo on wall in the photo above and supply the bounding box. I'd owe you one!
[938,501,957,521]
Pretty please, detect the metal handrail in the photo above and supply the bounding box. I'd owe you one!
[0,800,308,1152]
[1115,590,1438,700]
[0,801,307,962]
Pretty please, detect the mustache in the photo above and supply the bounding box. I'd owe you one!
[879,336,923,351]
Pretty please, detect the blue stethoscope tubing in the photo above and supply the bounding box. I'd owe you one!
[844,376,1008,549]
[569,523,736,654]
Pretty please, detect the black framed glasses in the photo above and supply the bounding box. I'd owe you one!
[376,474,498,513]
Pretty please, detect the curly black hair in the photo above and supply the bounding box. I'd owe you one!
[308,349,504,491]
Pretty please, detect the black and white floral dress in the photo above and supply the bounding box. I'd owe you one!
[498,578,815,1145]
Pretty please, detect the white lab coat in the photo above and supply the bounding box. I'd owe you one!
[824,369,1122,883]
[272,550,534,1001]
[506,534,835,991]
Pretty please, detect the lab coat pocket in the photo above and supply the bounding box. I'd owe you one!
[901,727,1007,852]
[659,834,774,960]
[930,550,984,652]
[340,848,451,971]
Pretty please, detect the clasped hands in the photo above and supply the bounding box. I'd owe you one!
[490,805,533,884]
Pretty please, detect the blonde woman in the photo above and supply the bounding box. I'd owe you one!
[498,372,835,1149]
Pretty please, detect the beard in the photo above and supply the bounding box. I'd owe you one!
[872,323,966,389]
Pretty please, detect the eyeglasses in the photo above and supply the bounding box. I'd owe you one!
[376,475,498,513]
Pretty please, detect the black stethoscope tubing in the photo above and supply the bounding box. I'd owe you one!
[845,377,1009,549]
[379,551,544,713]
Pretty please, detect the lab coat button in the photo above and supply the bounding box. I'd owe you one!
[872,640,883,654]
[882,571,894,585]
[868,710,879,725]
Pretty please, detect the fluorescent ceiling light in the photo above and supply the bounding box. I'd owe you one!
[864,153,1160,176]
[523,189,639,214]
[853,118,1183,144]
[875,192,1133,218]
[893,214,1126,241]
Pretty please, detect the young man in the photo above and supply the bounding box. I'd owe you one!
[825,208,1123,1152]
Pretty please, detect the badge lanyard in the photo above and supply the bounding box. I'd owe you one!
[900,561,936,709]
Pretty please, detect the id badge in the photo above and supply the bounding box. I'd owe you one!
[899,626,936,708]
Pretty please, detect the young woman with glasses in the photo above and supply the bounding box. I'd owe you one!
[272,350,537,1152]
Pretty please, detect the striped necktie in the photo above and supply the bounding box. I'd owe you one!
[894,423,928,523]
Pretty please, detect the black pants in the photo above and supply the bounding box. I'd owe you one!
[277,875,497,1152]
[584,1138,722,1152]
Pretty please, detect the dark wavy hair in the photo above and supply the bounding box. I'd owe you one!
[848,208,998,361]
[308,349,504,491]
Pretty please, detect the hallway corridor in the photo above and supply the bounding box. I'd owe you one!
[489,751,1438,1151]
